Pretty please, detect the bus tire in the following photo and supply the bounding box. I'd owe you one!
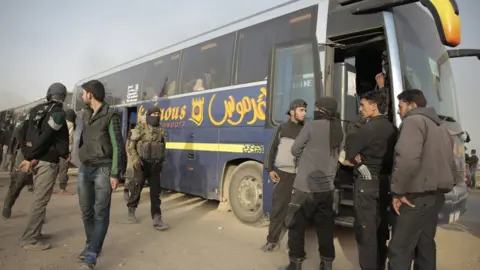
[228,161,264,224]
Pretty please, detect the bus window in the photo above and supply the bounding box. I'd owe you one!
[271,42,317,124]
[235,7,314,85]
[395,5,459,121]
[179,33,235,93]
[142,52,181,100]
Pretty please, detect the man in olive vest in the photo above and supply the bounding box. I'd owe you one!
[76,79,125,269]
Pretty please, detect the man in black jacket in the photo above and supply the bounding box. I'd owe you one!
[261,99,307,252]
[76,80,125,269]
[342,90,397,270]
[17,83,70,251]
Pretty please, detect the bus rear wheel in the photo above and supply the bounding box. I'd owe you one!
[228,161,264,224]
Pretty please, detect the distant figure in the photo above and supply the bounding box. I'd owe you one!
[469,149,478,188]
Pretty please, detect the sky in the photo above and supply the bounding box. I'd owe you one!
[0,0,479,148]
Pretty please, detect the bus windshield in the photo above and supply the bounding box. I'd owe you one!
[395,5,460,122]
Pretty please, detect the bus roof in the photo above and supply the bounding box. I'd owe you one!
[75,0,323,85]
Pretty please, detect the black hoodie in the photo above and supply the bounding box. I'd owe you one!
[391,107,456,196]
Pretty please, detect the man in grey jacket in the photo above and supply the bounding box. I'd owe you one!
[388,89,457,270]
[281,97,343,270]
[262,99,306,252]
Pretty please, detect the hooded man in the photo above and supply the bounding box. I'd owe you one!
[261,99,307,252]
[281,97,343,270]
[125,107,168,231]
[388,89,457,270]
[54,109,77,195]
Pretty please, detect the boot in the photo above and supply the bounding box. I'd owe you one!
[261,241,279,252]
[2,206,12,220]
[128,207,137,223]
[320,259,333,270]
[280,258,303,270]
[153,214,169,231]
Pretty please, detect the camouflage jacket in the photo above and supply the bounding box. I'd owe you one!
[127,124,166,165]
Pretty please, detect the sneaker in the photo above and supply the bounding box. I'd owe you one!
[2,207,11,220]
[77,247,89,262]
[127,207,137,223]
[22,241,51,251]
[55,189,74,195]
[82,254,97,269]
[261,242,279,252]
[153,214,169,231]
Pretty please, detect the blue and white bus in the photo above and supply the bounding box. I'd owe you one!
[71,0,468,226]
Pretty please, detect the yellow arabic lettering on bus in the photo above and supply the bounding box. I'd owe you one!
[207,87,267,126]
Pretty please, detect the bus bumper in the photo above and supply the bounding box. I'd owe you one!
[438,183,468,225]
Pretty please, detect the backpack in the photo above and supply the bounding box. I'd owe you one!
[23,101,57,159]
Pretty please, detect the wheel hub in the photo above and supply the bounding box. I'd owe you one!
[237,176,263,213]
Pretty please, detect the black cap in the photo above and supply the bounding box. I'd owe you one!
[146,107,161,115]
[46,82,67,102]
[315,97,338,114]
[82,80,106,102]
[286,99,308,115]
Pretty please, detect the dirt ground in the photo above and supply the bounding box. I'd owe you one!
[0,173,479,270]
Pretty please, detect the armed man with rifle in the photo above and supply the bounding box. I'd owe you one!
[1,114,34,221]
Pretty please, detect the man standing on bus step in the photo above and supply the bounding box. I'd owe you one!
[17,83,70,251]
[125,107,168,231]
[54,109,76,195]
[261,99,307,252]
[341,90,397,270]
[388,89,458,270]
[1,114,34,220]
[77,80,125,269]
[282,97,343,270]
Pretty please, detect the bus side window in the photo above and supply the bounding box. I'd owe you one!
[270,42,318,124]
[179,33,235,93]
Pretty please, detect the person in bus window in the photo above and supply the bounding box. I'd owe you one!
[341,90,397,270]
[282,97,343,270]
[261,99,307,252]
[388,89,457,270]
[193,79,205,92]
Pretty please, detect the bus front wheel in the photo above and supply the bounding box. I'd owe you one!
[228,161,264,224]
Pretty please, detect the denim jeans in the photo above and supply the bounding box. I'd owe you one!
[470,168,477,188]
[77,165,112,255]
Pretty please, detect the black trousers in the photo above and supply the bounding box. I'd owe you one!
[126,161,162,219]
[267,170,295,243]
[353,177,391,270]
[286,189,335,261]
[388,193,445,270]
[3,171,33,209]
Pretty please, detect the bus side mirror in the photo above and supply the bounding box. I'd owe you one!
[420,0,461,47]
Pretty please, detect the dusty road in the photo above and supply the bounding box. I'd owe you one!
[0,173,479,270]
